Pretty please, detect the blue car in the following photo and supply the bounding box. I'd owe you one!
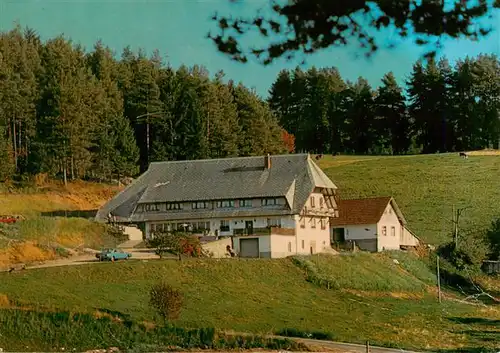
[96,248,132,262]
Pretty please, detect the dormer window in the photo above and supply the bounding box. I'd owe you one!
[319,197,324,208]
[239,199,252,207]
[192,201,208,209]
[216,200,234,208]
[310,196,316,208]
[166,202,182,210]
[145,203,160,212]
[261,198,278,206]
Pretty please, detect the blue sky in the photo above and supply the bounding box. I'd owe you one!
[1,0,499,97]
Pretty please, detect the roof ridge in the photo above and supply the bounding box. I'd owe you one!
[148,153,309,166]
[339,196,392,201]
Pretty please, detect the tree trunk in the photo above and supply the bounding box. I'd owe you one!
[12,118,17,170]
[63,159,67,186]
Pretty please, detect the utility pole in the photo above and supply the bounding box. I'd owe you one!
[452,205,469,248]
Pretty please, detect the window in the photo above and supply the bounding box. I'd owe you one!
[220,220,230,232]
[239,199,252,207]
[166,202,182,210]
[311,217,316,228]
[391,226,396,237]
[192,201,208,209]
[320,218,326,230]
[216,200,235,208]
[382,226,387,236]
[301,240,305,249]
[319,197,324,208]
[267,218,282,227]
[310,196,316,208]
[145,203,160,212]
[300,217,306,228]
[261,198,278,206]
[288,242,292,252]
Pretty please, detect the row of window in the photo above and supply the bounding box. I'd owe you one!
[300,217,328,229]
[149,218,284,234]
[151,221,211,233]
[382,226,396,237]
[138,198,281,212]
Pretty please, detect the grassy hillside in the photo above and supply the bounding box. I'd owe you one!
[318,153,500,244]
[0,254,498,351]
[0,180,124,268]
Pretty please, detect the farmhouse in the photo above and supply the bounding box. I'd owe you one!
[330,197,419,252]
[96,154,340,258]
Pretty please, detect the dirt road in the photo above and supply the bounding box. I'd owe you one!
[0,247,162,272]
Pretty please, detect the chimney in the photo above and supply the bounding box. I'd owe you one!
[264,153,272,169]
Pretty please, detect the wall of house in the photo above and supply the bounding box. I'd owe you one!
[307,191,327,210]
[270,234,296,258]
[401,227,419,247]
[202,237,232,258]
[377,203,402,251]
[294,215,331,255]
[232,235,271,258]
[335,224,378,252]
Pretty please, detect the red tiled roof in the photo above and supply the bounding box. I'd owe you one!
[330,196,393,226]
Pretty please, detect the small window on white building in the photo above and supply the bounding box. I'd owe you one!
[310,196,315,208]
[301,240,305,249]
[300,217,306,228]
[267,218,282,227]
[319,197,324,208]
[320,218,326,230]
[288,242,292,252]
[220,220,230,232]
[391,226,395,237]
[382,226,387,236]
[311,217,316,228]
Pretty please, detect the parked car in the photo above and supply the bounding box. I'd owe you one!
[0,215,18,224]
[96,248,131,262]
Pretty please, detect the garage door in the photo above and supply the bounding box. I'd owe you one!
[239,238,259,258]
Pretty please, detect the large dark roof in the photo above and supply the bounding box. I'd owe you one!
[330,197,407,226]
[95,154,337,222]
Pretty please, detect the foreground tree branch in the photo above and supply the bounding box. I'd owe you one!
[208,0,499,65]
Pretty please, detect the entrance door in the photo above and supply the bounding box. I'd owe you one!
[310,240,317,255]
[239,238,259,258]
[245,220,254,235]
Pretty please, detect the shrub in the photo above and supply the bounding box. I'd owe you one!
[438,234,489,273]
[148,231,207,258]
[149,282,184,321]
[276,327,334,340]
[486,218,500,260]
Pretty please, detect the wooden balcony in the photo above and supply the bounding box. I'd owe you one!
[233,227,296,236]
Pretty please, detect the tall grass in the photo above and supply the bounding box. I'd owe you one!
[319,154,500,245]
[0,308,306,352]
[291,253,432,292]
[4,217,125,249]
